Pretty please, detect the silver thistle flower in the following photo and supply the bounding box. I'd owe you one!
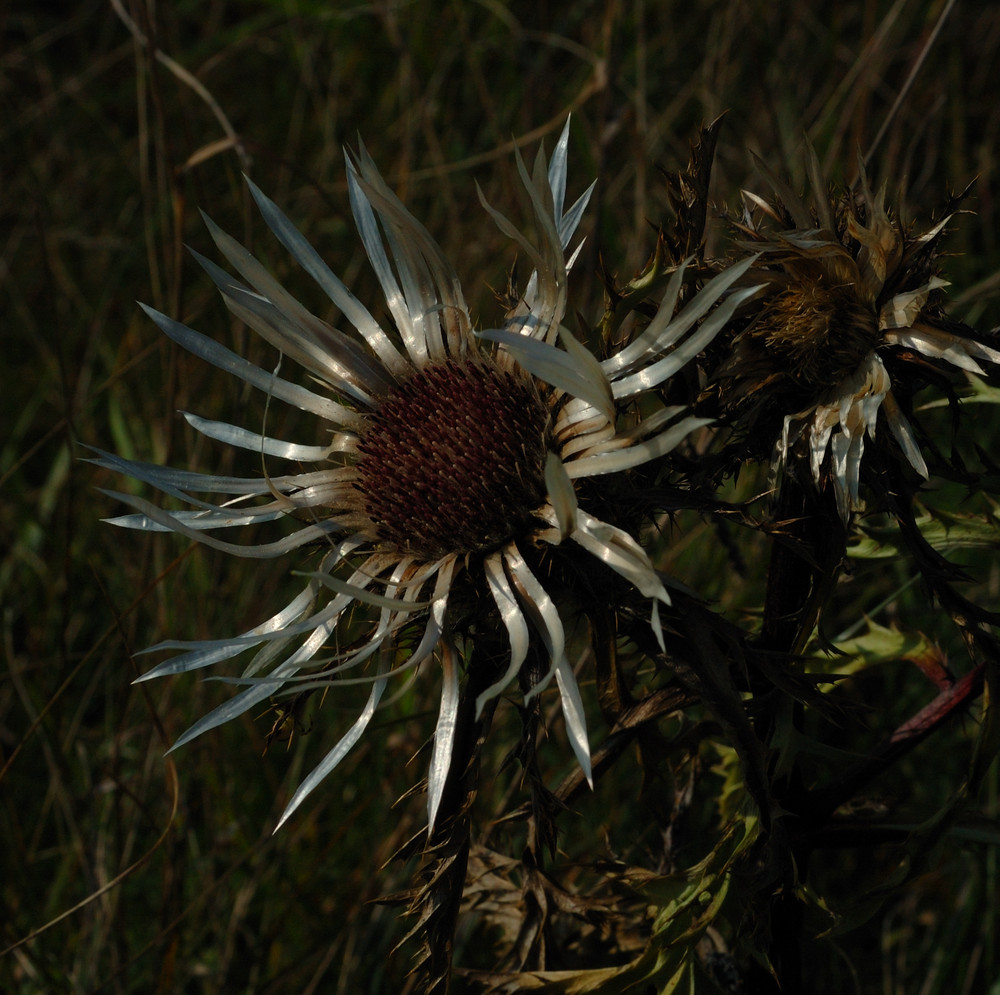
[720,148,1000,519]
[97,122,756,831]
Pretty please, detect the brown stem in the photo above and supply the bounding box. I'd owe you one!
[403,648,504,994]
[759,478,845,656]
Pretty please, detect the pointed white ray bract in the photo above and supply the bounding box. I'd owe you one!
[474,552,531,719]
[181,412,349,462]
[427,639,461,834]
[565,416,715,479]
[479,327,615,426]
[273,654,391,834]
[99,488,341,556]
[554,655,593,788]
[245,175,411,379]
[504,547,567,704]
[544,451,579,541]
[568,510,671,606]
[138,304,362,428]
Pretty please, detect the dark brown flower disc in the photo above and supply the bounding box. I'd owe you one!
[356,358,552,559]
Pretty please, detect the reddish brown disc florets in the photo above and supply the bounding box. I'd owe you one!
[356,357,552,559]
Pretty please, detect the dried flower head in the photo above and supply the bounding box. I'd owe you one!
[97,122,755,831]
[713,146,1000,518]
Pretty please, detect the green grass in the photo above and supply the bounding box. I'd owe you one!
[4,1,1000,991]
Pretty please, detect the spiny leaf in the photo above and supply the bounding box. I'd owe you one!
[818,619,948,679]
[850,505,1000,560]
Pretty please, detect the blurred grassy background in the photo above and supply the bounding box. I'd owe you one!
[3,1,1000,991]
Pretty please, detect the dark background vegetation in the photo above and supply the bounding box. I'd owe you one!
[3,1,1000,991]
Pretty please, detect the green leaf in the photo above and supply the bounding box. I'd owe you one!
[917,372,1000,409]
[850,505,1000,560]
[818,619,947,678]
